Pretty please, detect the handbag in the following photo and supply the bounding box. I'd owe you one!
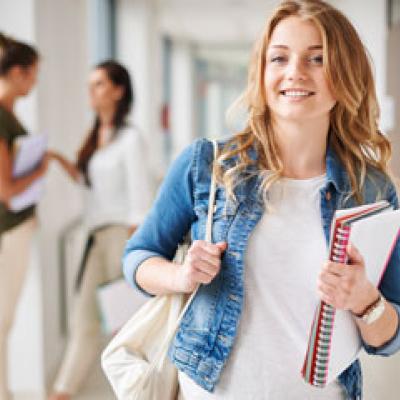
[101,140,219,400]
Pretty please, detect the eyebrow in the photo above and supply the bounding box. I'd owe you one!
[269,45,322,50]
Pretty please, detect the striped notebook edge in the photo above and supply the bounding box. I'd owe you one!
[302,200,391,387]
[302,222,351,386]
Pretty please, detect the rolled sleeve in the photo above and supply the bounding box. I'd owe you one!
[363,180,400,356]
[122,140,200,296]
[362,302,400,356]
[123,249,162,297]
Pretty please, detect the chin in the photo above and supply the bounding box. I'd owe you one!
[20,88,31,97]
[276,111,311,121]
[273,107,328,122]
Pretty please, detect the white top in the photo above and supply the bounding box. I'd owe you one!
[83,126,154,230]
[179,174,345,400]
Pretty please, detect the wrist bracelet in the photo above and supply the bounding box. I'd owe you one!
[353,293,386,325]
[353,293,381,318]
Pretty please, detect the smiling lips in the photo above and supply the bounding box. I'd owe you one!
[280,89,315,98]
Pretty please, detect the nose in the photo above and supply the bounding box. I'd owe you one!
[286,56,307,82]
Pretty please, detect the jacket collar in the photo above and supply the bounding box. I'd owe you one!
[224,138,350,203]
[325,145,348,194]
[247,141,349,194]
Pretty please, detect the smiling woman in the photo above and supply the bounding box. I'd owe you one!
[119,1,400,400]
[264,16,336,157]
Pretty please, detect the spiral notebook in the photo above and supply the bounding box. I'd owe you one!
[302,200,400,387]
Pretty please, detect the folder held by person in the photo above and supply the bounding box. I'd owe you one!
[10,134,47,211]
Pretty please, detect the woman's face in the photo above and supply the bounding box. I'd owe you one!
[88,68,123,113]
[11,62,38,96]
[264,16,336,124]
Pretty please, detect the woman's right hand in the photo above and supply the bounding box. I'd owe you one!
[46,150,59,159]
[36,152,50,177]
[45,150,81,182]
[175,240,227,293]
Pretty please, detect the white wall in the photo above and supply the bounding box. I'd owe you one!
[332,0,393,132]
[116,0,164,177]
[170,41,196,158]
[35,0,91,390]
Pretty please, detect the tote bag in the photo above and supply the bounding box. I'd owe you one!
[101,140,218,400]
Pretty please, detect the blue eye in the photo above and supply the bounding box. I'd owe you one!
[309,55,323,64]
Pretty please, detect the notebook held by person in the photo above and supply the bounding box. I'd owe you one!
[302,200,400,387]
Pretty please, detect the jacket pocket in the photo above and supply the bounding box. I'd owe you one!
[176,272,224,351]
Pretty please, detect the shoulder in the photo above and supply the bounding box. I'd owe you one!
[163,138,219,188]
[114,125,150,158]
[364,166,397,203]
[0,108,24,142]
[193,136,235,165]
[0,107,13,124]
[116,124,141,143]
[187,137,233,181]
[0,107,8,122]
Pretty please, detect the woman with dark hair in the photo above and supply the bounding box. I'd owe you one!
[48,60,153,400]
[0,33,48,400]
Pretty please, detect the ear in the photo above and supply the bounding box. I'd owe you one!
[7,65,24,82]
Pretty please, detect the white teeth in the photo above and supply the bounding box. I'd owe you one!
[282,90,311,97]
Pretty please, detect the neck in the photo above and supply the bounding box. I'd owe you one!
[0,82,17,113]
[272,116,329,179]
[98,108,116,129]
[97,109,117,148]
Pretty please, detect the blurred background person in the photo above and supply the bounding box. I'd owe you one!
[47,60,153,400]
[0,33,48,400]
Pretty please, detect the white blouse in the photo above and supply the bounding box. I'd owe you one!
[83,126,154,231]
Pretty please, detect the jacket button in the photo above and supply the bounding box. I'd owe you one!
[325,191,331,201]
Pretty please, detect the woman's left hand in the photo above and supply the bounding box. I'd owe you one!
[318,243,379,314]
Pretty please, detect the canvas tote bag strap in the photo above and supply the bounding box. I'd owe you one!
[142,140,219,383]
[175,138,218,321]
[208,139,218,244]
[205,139,218,243]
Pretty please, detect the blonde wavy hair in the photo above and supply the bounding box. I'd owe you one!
[216,0,391,204]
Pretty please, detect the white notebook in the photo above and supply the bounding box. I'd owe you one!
[96,278,147,335]
[302,200,400,386]
[10,135,47,211]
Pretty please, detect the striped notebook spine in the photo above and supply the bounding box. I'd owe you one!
[302,223,351,386]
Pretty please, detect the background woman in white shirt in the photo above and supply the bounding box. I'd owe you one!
[48,60,153,400]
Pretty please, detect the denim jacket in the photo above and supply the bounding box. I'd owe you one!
[123,138,400,399]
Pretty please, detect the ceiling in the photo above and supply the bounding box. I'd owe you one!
[156,0,280,44]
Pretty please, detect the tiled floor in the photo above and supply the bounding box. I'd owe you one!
[75,361,115,400]
[14,361,115,400]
